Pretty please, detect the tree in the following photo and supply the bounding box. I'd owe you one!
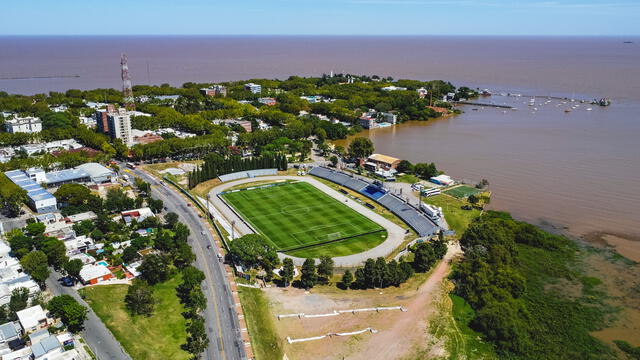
[182,315,209,356]
[122,246,141,264]
[468,194,479,205]
[299,258,317,289]
[165,212,179,227]
[125,279,155,316]
[8,288,29,317]
[42,112,74,129]
[341,270,354,289]
[25,222,46,237]
[148,198,164,214]
[329,155,338,167]
[348,137,374,161]
[104,188,135,213]
[397,160,414,173]
[20,251,49,286]
[172,242,196,269]
[135,178,151,195]
[317,256,334,285]
[229,234,279,271]
[47,295,88,333]
[138,254,170,285]
[42,238,68,269]
[279,258,294,287]
[64,259,84,282]
[413,243,436,272]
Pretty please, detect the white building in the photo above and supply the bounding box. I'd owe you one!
[4,117,42,134]
[15,306,48,333]
[107,109,133,146]
[244,83,262,94]
[381,86,407,92]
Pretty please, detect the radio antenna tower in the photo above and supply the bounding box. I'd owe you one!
[121,53,135,111]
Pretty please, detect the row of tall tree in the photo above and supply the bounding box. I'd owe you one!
[188,153,288,188]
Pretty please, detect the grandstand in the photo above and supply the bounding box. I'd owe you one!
[309,167,439,237]
[218,168,278,183]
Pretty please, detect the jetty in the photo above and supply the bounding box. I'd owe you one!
[453,101,513,109]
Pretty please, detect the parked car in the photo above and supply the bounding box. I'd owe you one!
[61,277,74,287]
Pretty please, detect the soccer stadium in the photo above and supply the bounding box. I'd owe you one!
[220,181,387,258]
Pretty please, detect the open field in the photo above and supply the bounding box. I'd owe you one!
[423,194,481,235]
[237,287,284,360]
[443,185,481,199]
[79,276,189,360]
[222,182,385,256]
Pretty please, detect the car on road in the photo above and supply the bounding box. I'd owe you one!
[207,244,212,249]
[187,203,192,207]
[61,277,74,287]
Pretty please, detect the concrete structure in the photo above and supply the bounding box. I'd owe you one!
[244,83,262,94]
[15,306,48,333]
[200,85,227,97]
[94,104,116,134]
[4,117,42,134]
[0,322,21,352]
[365,154,401,172]
[75,163,117,184]
[79,264,112,285]
[31,335,62,360]
[417,87,428,98]
[258,97,276,106]
[107,108,133,146]
[120,207,154,224]
[19,139,83,157]
[430,174,455,186]
[3,170,57,213]
[381,85,407,91]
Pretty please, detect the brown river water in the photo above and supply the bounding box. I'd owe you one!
[1,35,639,242]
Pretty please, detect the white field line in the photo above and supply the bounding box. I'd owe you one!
[277,306,406,320]
[286,328,378,344]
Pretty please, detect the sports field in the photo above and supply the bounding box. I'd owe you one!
[443,185,481,199]
[221,182,386,257]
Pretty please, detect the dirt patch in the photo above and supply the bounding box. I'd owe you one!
[584,252,640,348]
[582,231,640,262]
[264,243,461,359]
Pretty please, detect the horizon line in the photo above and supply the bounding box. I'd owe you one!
[0,33,639,37]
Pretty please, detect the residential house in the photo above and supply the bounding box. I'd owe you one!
[120,207,154,225]
[4,117,42,134]
[15,306,48,334]
[79,264,113,285]
[244,83,262,94]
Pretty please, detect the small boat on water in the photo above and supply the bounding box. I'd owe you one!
[586,108,593,111]
[592,98,611,106]
[564,109,572,113]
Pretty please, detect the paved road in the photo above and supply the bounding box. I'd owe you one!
[130,168,246,360]
[208,176,408,266]
[46,272,131,360]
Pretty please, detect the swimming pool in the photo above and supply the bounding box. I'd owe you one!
[97,261,109,267]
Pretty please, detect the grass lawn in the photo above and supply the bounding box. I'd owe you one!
[79,276,190,360]
[423,194,481,235]
[395,174,420,184]
[237,287,284,360]
[443,185,481,199]
[222,182,385,255]
[287,231,387,258]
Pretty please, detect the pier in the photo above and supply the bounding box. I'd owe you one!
[453,101,513,109]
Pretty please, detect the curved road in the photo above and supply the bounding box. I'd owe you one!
[208,176,408,267]
[131,168,246,360]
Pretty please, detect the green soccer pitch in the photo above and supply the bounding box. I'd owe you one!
[221,182,387,257]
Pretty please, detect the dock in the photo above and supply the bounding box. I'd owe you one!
[453,101,513,109]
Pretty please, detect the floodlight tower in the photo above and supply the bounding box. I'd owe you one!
[121,53,135,111]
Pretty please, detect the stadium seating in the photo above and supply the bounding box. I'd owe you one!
[309,167,439,237]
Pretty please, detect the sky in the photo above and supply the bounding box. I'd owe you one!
[1,0,639,36]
